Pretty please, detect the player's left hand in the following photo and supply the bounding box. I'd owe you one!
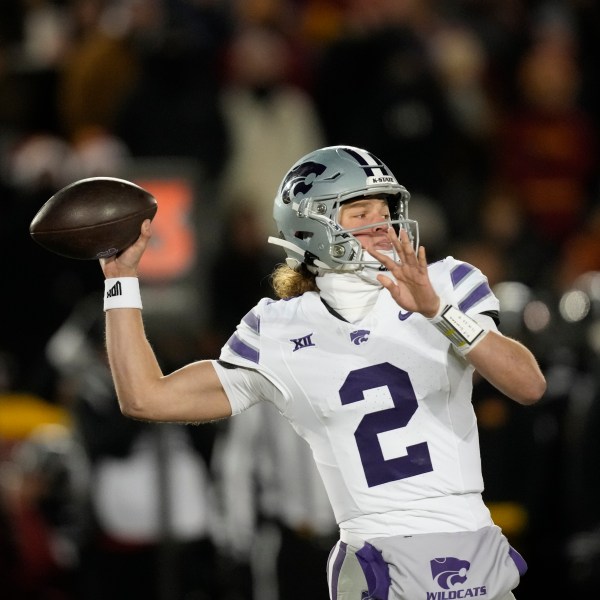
[371,228,441,318]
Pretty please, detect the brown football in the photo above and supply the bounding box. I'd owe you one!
[29,177,158,260]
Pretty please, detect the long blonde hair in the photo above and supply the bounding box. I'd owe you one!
[270,263,318,299]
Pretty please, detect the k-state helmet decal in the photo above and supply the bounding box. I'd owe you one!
[281,161,327,204]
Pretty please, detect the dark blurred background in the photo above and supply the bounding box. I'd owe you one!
[1,1,600,598]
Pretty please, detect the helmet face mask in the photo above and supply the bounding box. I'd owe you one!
[269,145,418,272]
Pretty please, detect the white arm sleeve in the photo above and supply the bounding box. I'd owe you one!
[212,360,286,415]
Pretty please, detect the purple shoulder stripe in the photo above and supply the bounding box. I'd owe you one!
[451,262,475,287]
[459,281,492,313]
[225,333,259,364]
[242,309,260,333]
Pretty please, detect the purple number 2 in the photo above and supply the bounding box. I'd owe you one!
[340,362,433,487]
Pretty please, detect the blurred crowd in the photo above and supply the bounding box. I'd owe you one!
[1,0,600,598]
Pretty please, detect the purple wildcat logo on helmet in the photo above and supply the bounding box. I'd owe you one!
[430,557,470,590]
[280,161,327,204]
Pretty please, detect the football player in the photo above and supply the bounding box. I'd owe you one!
[100,145,546,599]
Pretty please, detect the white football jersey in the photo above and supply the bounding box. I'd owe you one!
[216,257,500,538]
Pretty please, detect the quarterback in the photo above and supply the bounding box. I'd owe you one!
[100,146,546,599]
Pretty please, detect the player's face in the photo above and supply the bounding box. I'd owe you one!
[338,198,392,253]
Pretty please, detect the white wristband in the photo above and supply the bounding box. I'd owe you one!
[429,302,488,356]
[104,277,143,311]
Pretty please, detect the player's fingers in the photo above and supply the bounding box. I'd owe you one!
[401,228,416,250]
[131,219,152,249]
[387,226,400,247]
[99,255,114,269]
[370,247,396,270]
[397,229,417,264]
[102,220,153,277]
[131,219,151,244]
[377,273,397,291]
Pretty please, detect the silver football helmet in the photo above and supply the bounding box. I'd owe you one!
[269,145,418,271]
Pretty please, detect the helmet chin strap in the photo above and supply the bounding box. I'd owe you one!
[267,236,303,268]
[354,249,396,286]
[267,236,398,280]
[313,248,396,283]
[267,236,329,270]
[268,235,352,271]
